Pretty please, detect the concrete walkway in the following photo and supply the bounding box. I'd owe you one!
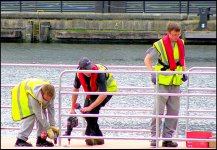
[1,137,191,149]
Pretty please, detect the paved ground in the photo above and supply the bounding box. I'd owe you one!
[0,137,200,149]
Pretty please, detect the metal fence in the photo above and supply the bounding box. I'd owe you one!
[1,1,216,14]
[126,1,216,14]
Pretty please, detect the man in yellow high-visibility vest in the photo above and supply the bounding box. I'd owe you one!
[69,57,118,146]
[144,22,188,147]
[11,78,59,147]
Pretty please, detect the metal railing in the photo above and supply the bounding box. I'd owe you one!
[57,66,216,147]
[1,1,216,14]
[1,63,216,148]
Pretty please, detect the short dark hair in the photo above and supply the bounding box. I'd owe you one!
[42,84,55,97]
[167,22,181,32]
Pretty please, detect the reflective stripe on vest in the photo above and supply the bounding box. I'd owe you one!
[96,64,118,92]
[11,78,50,121]
[153,39,184,85]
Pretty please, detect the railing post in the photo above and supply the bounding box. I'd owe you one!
[187,1,189,15]
[179,0,181,14]
[58,72,63,146]
[19,1,22,12]
[60,1,63,12]
[143,1,146,13]
[186,69,190,135]
[155,72,160,148]
[81,89,86,136]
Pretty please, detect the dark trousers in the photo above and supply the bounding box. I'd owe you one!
[84,95,112,136]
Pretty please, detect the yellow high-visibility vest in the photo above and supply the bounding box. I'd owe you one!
[11,78,50,121]
[96,64,118,92]
[153,39,185,85]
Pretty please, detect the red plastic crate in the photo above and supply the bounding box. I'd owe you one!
[186,131,212,148]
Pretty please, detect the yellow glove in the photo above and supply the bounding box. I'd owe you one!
[50,126,59,137]
[47,128,55,139]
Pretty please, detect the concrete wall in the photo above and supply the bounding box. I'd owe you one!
[1,12,216,43]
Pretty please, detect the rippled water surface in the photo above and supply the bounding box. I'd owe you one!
[1,43,216,138]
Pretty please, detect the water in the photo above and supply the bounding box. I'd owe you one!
[1,43,216,67]
[1,43,216,138]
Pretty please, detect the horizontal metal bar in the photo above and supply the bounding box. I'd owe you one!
[1,63,216,72]
[189,67,216,71]
[59,69,216,74]
[61,91,216,97]
[187,109,216,112]
[63,113,216,119]
[59,135,217,142]
[0,84,155,90]
[188,87,216,92]
[2,106,215,113]
[0,127,150,133]
[2,84,215,92]
[1,105,153,111]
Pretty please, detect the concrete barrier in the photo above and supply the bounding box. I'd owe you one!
[1,12,216,44]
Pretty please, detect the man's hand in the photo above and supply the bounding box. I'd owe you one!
[151,73,157,84]
[50,126,59,137]
[47,128,55,139]
[80,106,92,113]
[70,108,76,114]
[182,74,188,82]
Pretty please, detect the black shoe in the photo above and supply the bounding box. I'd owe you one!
[94,139,104,145]
[85,139,95,146]
[162,141,178,147]
[15,138,33,147]
[36,137,54,147]
[62,132,70,136]
[150,140,156,146]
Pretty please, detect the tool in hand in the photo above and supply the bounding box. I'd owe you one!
[73,103,81,110]
[63,103,81,145]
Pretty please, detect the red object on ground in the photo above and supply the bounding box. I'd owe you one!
[186,131,212,148]
[41,131,47,139]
